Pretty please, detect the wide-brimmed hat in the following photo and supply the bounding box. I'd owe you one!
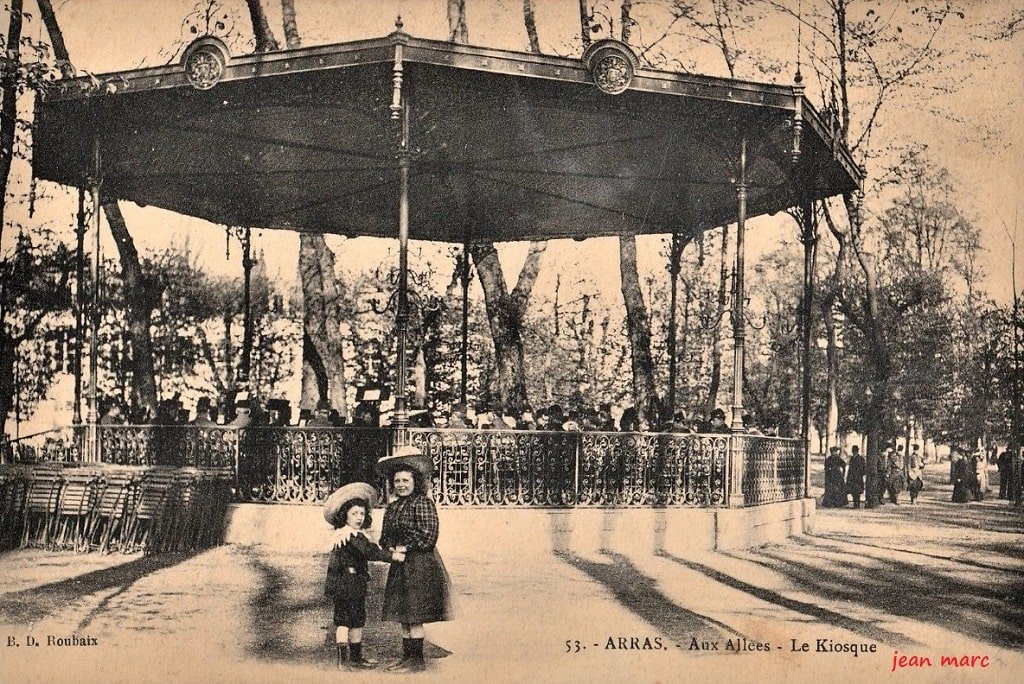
[323,482,379,525]
[376,445,435,480]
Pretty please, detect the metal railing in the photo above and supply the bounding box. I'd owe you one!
[1,427,84,465]
[737,435,805,506]
[3,425,804,507]
[408,429,732,507]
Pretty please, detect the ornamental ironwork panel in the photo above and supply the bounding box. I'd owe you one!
[181,427,239,469]
[578,432,728,506]
[2,427,83,464]
[237,427,386,504]
[738,436,805,506]
[407,429,727,507]
[99,425,155,466]
[407,429,578,506]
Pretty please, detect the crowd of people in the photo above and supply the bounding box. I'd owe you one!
[821,441,1018,508]
[97,393,782,436]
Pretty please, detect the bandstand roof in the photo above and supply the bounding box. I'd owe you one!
[33,33,861,243]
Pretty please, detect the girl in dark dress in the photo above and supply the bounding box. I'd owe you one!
[323,484,403,669]
[376,448,453,673]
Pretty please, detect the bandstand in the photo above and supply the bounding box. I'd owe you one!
[6,27,862,552]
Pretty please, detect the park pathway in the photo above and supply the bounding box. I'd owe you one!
[1,464,1020,684]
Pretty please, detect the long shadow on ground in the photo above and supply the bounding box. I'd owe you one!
[731,539,1024,649]
[555,549,746,649]
[240,546,450,669]
[656,550,918,648]
[0,552,198,624]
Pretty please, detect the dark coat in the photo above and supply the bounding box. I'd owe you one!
[325,531,391,628]
[951,458,971,503]
[846,453,866,495]
[380,494,453,625]
[822,455,847,507]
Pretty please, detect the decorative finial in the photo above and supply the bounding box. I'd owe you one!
[395,15,404,32]
[795,0,803,86]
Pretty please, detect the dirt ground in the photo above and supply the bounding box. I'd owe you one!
[1,461,1021,684]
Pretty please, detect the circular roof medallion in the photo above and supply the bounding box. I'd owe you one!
[582,40,638,96]
[182,37,229,90]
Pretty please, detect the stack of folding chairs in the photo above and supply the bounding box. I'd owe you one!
[0,465,233,556]
[20,464,64,549]
[0,467,29,551]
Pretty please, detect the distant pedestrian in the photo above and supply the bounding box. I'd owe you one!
[907,445,925,504]
[876,448,891,505]
[885,447,905,505]
[997,450,1011,499]
[822,447,847,508]
[951,451,971,503]
[846,446,866,508]
[970,452,985,501]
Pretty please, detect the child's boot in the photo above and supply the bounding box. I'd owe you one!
[348,642,377,669]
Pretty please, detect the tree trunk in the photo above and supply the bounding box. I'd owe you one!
[821,298,840,450]
[706,226,729,414]
[298,233,348,415]
[856,246,892,508]
[281,0,299,47]
[470,242,545,413]
[447,0,468,43]
[37,0,162,419]
[0,335,17,438]
[277,2,348,415]
[246,0,281,51]
[104,203,160,418]
[578,0,593,49]
[523,0,541,52]
[0,0,24,249]
[619,233,659,427]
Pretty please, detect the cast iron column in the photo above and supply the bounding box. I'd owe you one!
[730,137,747,431]
[239,227,253,387]
[667,231,682,416]
[460,238,470,407]
[393,101,411,429]
[87,139,102,462]
[799,202,818,498]
[73,189,86,425]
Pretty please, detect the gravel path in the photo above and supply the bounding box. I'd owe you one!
[1,461,1020,683]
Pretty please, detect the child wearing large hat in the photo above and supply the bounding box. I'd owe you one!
[322,482,405,669]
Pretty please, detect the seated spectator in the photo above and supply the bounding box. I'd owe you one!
[547,405,567,431]
[99,400,126,426]
[352,401,379,427]
[192,396,217,426]
[742,413,763,435]
[448,402,471,428]
[229,393,253,428]
[266,399,292,427]
[408,409,435,428]
[307,399,334,427]
[705,408,730,433]
[597,403,616,432]
[619,406,640,432]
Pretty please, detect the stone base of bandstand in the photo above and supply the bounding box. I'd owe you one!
[223,499,816,554]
